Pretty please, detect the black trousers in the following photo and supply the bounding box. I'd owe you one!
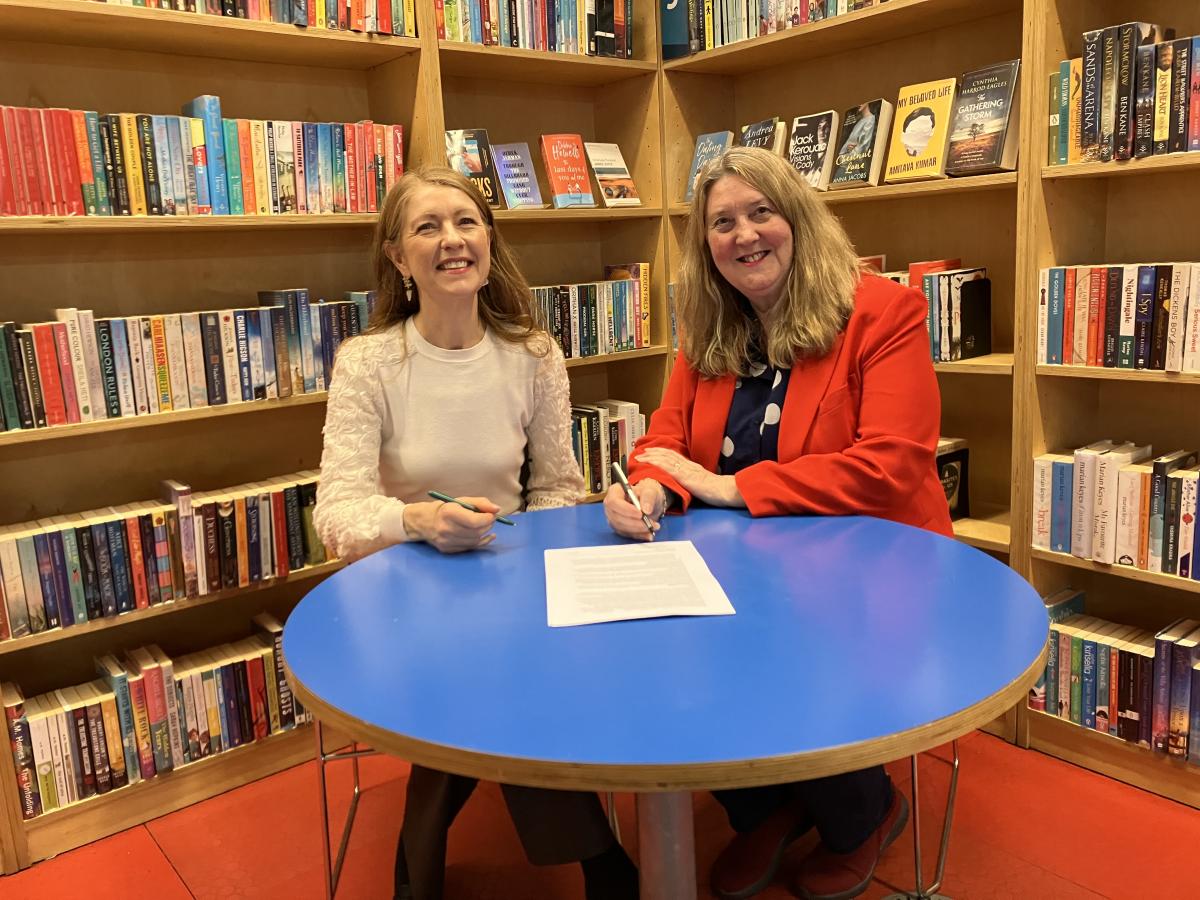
[396,764,616,899]
[713,765,892,855]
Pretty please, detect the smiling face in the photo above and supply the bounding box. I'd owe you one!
[704,175,794,319]
[389,184,491,305]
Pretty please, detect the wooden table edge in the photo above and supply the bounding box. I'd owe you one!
[283,644,1046,792]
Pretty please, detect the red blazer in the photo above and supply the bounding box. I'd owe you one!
[629,274,953,537]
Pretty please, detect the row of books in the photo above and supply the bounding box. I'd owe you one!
[0,471,329,642]
[532,263,650,358]
[0,98,404,218]
[1030,589,1200,765]
[3,614,312,820]
[1032,443,1200,579]
[1036,263,1200,371]
[86,0,417,35]
[447,129,639,210]
[0,291,375,434]
[1046,22,1199,166]
[664,0,890,57]
[872,257,993,364]
[685,61,1021,198]
[436,0,632,58]
[570,400,645,495]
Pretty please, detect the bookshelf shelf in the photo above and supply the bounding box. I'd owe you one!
[1041,154,1200,182]
[21,722,317,867]
[0,0,421,69]
[934,353,1015,376]
[952,506,1011,553]
[0,214,378,235]
[0,393,328,448]
[1025,709,1200,811]
[438,41,658,86]
[494,207,664,224]
[662,0,1020,76]
[564,346,669,369]
[0,560,343,659]
[1035,365,1200,385]
[1029,548,1200,596]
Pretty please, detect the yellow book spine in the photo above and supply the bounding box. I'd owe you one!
[119,113,148,215]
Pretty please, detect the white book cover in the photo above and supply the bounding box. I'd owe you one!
[1115,463,1148,568]
[53,309,93,422]
[109,320,137,418]
[1184,264,1200,372]
[1032,454,1053,549]
[51,710,76,805]
[259,309,279,401]
[603,282,616,355]
[949,267,986,361]
[0,536,30,638]
[1119,265,1138,366]
[192,510,207,597]
[123,316,150,417]
[27,711,58,812]
[72,308,108,421]
[1072,267,1090,366]
[1166,264,1189,373]
[583,142,641,208]
[138,318,160,416]
[163,314,190,410]
[1092,442,1151,563]
[218,310,241,404]
[180,312,209,409]
[1037,268,1049,365]
[1072,439,1116,559]
[258,489,274,580]
[1178,470,1199,578]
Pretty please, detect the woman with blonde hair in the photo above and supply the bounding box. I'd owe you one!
[315,167,636,900]
[604,146,952,899]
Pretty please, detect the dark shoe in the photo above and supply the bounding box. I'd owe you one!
[581,842,639,900]
[711,805,813,900]
[791,791,909,900]
[394,837,414,900]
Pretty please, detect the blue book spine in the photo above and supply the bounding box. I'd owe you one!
[331,125,347,213]
[185,96,229,215]
[233,310,252,402]
[90,523,117,617]
[297,290,315,393]
[259,308,277,400]
[107,318,134,414]
[319,304,336,382]
[106,670,140,784]
[1051,460,1074,553]
[302,122,319,213]
[317,123,333,214]
[46,530,74,628]
[221,665,242,747]
[1047,267,1064,364]
[1168,644,1199,756]
[104,520,133,614]
[1152,635,1175,752]
[152,115,176,216]
[222,118,244,216]
[1190,666,1200,764]
[245,309,264,400]
[246,496,261,583]
[31,532,61,630]
[661,0,689,59]
[1133,264,1156,368]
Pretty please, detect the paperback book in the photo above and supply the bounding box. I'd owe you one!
[583,142,641,208]
[492,142,545,209]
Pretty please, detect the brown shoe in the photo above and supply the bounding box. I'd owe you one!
[710,805,812,900]
[791,790,909,900]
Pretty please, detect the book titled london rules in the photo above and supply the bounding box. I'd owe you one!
[884,77,957,183]
[945,60,1021,176]
[491,142,545,209]
[787,111,839,191]
[828,99,893,190]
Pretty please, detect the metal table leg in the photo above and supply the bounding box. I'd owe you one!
[882,741,959,900]
[636,791,697,900]
[316,721,378,900]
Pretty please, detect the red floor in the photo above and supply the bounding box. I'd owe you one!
[5,730,1199,899]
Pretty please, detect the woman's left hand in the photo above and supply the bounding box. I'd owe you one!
[636,448,742,507]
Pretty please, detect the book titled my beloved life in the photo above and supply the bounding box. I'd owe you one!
[539,134,594,208]
[884,78,957,183]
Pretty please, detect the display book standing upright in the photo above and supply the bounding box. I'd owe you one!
[0,0,669,872]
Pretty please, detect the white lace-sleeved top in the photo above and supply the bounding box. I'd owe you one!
[313,318,585,561]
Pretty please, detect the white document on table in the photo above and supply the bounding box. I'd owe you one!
[544,540,735,627]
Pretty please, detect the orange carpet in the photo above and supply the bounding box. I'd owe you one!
[5,730,1199,899]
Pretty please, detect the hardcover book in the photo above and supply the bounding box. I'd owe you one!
[539,134,594,208]
[828,99,893,190]
[491,142,545,209]
[583,142,641,208]
[787,111,838,191]
[884,77,957,183]
[945,60,1021,175]
[445,128,502,208]
[684,131,733,202]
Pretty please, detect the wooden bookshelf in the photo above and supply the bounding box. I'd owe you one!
[0,214,378,234]
[935,352,1015,376]
[1014,0,1200,811]
[953,506,1012,554]
[493,207,664,224]
[438,41,658,85]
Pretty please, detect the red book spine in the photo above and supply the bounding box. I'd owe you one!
[343,123,358,213]
[272,491,290,578]
[69,110,95,215]
[392,124,404,180]
[354,122,368,213]
[124,517,151,610]
[31,322,67,426]
[2,106,30,215]
[0,107,14,216]
[246,653,270,739]
[338,0,349,29]
[127,676,157,779]
[16,108,47,216]
[480,0,492,45]
[1062,267,1076,366]
[50,321,81,424]
[1086,267,1102,367]
[435,0,445,38]
[34,109,62,216]
[51,109,84,217]
[378,0,392,35]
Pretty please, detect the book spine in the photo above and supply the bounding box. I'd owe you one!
[5,700,40,819]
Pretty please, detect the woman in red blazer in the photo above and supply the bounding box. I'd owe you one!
[605,147,952,900]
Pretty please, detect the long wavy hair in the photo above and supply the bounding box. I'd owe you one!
[680,146,861,377]
[368,167,545,352]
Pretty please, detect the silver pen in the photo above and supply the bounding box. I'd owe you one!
[611,461,656,540]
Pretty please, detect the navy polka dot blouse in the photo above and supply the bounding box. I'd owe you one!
[718,355,791,476]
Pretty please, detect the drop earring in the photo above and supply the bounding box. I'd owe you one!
[403,275,414,300]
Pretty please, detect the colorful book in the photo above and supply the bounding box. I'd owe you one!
[683,130,733,202]
[444,128,501,208]
[828,99,893,190]
[884,77,957,183]
[539,133,594,208]
[945,60,1022,175]
[583,142,641,208]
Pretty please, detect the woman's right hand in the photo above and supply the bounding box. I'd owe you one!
[403,497,498,553]
[603,478,666,541]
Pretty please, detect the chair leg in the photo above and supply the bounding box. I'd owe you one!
[881,741,959,900]
[315,721,378,899]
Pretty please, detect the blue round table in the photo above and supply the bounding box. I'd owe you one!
[285,505,1047,899]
